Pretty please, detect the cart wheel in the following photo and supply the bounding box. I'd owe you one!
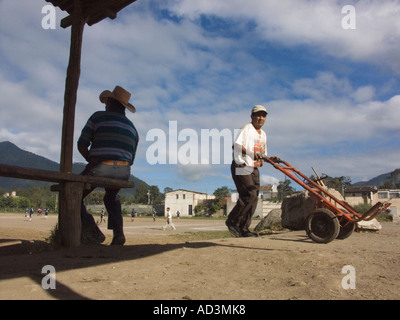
[337,220,356,240]
[306,208,340,243]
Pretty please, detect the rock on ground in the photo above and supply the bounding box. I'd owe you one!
[254,209,282,232]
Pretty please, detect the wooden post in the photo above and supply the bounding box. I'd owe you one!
[59,182,83,247]
[60,0,86,173]
[59,0,86,246]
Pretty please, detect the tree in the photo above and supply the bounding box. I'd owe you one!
[277,179,294,200]
[149,185,163,205]
[84,190,105,205]
[194,186,231,216]
[380,169,400,189]
[134,183,150,204]
[324,176,351,193]
[213,186,230,199]
[164,187,173,194]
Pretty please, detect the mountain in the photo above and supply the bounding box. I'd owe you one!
[0,141,147,195]
[353,169,400,188]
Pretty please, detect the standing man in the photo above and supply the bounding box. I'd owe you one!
[226,105,268,237]
[78,85,139,245]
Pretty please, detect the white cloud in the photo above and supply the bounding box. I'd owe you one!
[167,0,400,72]
[261,175,280,186]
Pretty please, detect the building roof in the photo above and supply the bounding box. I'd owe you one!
[46,0,137,28]
[165,189,212,196]
[344,186,378,193]
[259,185,274,192]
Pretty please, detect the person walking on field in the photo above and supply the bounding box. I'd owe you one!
[226,105,272,237]
[78,85,139,245]
[162,207,176,230]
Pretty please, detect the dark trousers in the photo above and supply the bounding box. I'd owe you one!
[228,161,260,232]
[80,162,130,231]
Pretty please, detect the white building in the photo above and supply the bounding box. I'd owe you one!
[164,189,215,217]
[228,185,280,217]
[230,185,278,202]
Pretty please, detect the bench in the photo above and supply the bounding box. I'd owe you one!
[0,164,134,247]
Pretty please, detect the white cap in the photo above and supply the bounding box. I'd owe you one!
[251,105,268,114]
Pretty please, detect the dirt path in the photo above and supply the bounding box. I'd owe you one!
[1,214,399,300]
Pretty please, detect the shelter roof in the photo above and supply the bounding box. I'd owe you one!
[45,0,137,28]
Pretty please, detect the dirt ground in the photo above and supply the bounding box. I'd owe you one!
[0,213,399,301]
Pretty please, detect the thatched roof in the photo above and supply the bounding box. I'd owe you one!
[45,0,137,28]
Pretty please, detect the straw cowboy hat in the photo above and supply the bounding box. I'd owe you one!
[99,85,136,113]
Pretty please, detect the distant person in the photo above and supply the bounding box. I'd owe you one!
[100,208,105,224]
[152,207,157,222]
[29,207,34,221]
[131,208,136,222]
[77,86,139,245]
[162,207,176,230]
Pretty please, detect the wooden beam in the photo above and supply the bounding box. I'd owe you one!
[0,164,134,189]
[87,8,118,26]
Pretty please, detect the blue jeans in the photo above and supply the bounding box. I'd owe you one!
[80,162,130,231]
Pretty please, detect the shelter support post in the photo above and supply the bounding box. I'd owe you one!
[58,182,84,247]
[59,0,86,246]
[60,0,86,173]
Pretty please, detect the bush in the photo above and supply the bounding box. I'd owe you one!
[353,203,372,214]
[353,203,392,222]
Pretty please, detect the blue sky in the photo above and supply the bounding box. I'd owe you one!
[0,0,399,194]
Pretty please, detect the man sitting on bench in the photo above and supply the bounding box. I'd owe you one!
[77,86,139,245]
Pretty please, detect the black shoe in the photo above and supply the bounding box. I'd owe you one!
[225,220,241,237]
[110,234,126,245]
[111,228,126,245]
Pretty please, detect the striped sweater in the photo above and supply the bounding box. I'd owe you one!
[78,111,139,163]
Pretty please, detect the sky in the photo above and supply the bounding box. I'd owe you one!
[0,0,399,194]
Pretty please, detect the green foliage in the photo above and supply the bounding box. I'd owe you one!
[380,169,400,189]
[353,203,392,222]
[277,179,294,200]
[325,176,352,193]
[0,193,31,209]
[134,183,164,204]
[194,186,231,216]
[1,185,57,211]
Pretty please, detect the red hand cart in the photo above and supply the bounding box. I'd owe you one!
[263,156,391,243]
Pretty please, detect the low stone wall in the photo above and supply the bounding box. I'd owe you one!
[87,204,165,216]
